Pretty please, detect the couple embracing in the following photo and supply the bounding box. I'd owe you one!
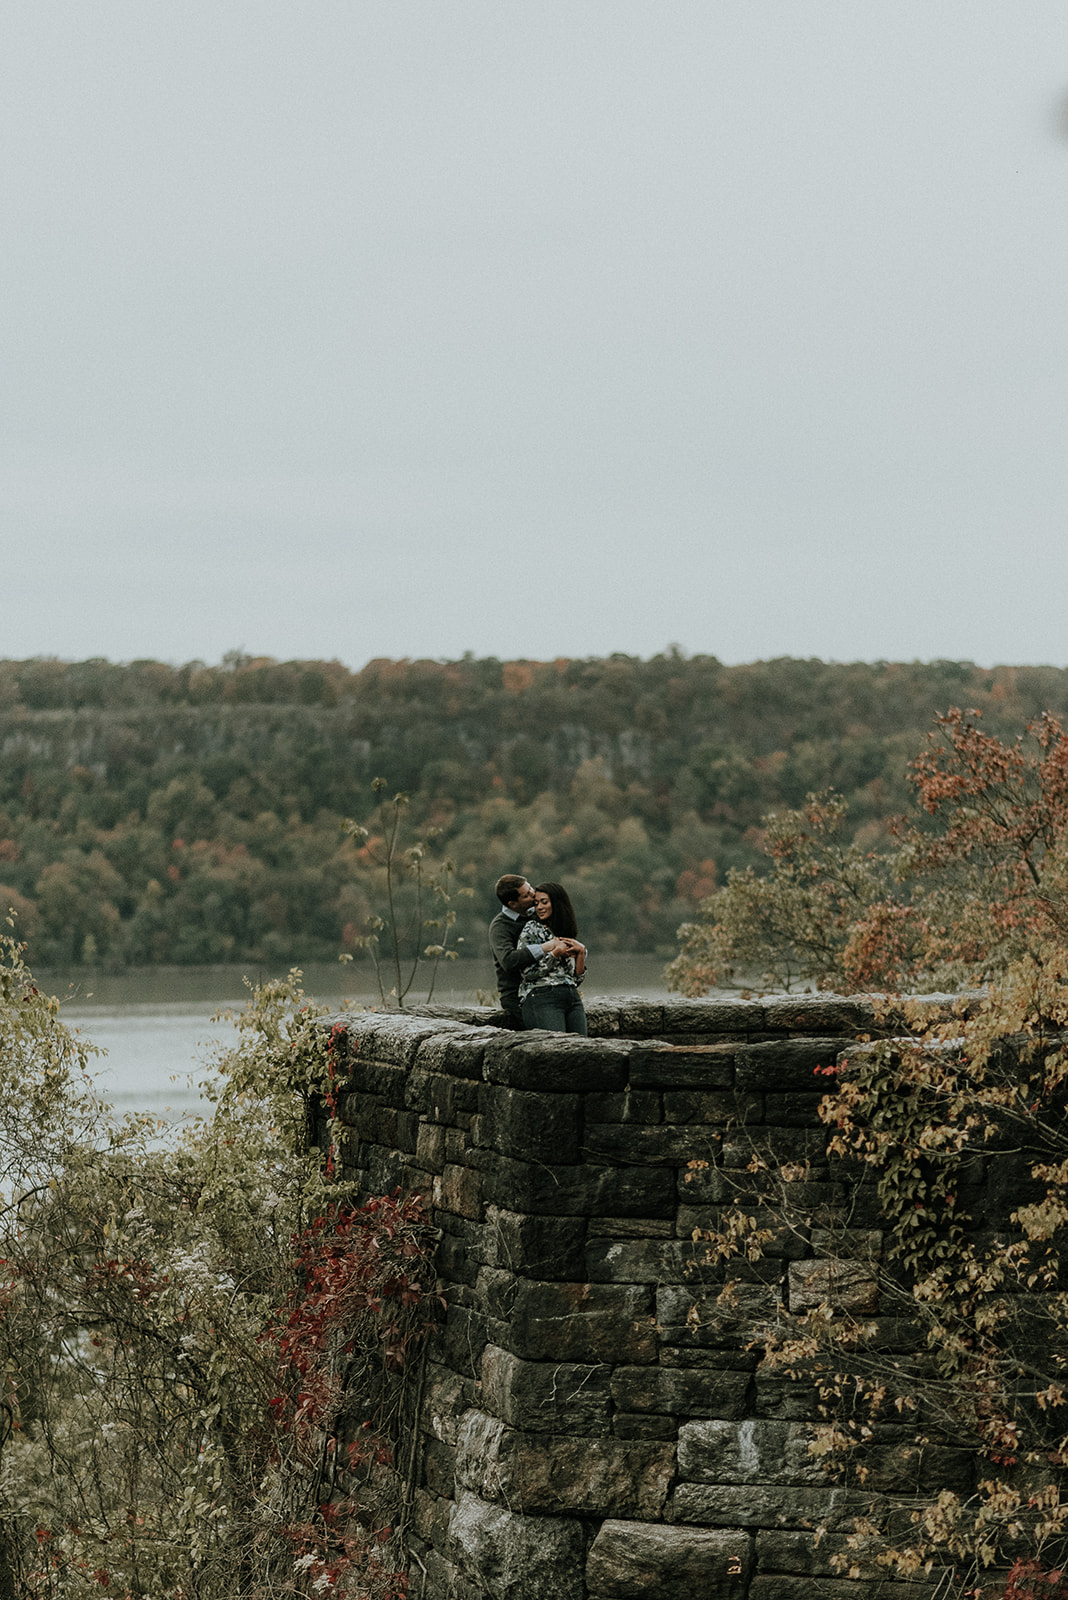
[488,875,588,1035]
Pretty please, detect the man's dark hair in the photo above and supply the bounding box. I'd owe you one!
[495,874,527,907]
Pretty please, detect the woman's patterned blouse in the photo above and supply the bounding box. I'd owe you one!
[517,916,585,1003]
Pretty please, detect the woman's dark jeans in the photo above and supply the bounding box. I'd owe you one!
[520,985,588,1035]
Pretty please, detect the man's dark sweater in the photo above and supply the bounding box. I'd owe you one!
[488,906,536,1022]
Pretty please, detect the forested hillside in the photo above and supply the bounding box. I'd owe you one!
[0,651,1064,968]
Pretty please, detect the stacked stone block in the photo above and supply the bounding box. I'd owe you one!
[328,997,946,1599]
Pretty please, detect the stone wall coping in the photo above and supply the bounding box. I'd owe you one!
[322,992,974,1063]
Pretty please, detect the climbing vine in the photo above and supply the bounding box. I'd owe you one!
[687,967,1068,1597]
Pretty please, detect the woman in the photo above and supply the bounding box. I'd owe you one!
[517,880,588,1034]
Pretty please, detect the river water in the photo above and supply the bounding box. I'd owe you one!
[46,955,675,1127]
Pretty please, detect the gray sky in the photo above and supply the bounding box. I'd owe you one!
[3,4,1068,669]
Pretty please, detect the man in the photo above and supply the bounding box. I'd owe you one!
[488,873,571,1027]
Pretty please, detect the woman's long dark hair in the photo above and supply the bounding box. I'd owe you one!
[534,881,578,940]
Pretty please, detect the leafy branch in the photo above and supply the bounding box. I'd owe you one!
[342,779,473,1009]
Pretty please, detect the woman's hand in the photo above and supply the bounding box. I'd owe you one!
[547,937,586,967]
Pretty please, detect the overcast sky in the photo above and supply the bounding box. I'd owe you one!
[3,4,1068,670]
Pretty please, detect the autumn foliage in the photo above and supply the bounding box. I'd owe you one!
[669,707,1068,996]
[672,709,1068,1595]
[0,943,437,1599]
[8,651,1068,970]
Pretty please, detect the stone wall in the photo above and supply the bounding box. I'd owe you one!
[327,996,947,1600]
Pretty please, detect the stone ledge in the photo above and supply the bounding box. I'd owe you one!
[454,1407,675,1518]
[480,1344,612,1434]
[674,1481,875,1531]
[678,1418,826,1486]
[447,1490,586,1600]
[586,1520,750,1598]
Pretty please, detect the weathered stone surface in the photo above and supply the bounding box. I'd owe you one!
[582,1002,621,1036]
[810,1227,884,1262]
[436,1214,497,1286]
[448,1489,586,1600]
[584,998,671,1038]
[440,1303,489,1378]
[433,1163,482,1221]
[590,1215,675,1239]
[761,996,876,1034]
[658,1282,780,1347]
[416,1119,447,1170]
[485,1207,587,1280]
[676,1161,729,1203]
[410,1487,451,1550]
[629,1042,738,1089]
[359,1103,418,1151]
[612,1413,678,1439]
[482,1034,632,1092]
[763,1090,832,1127]
[422,1435,456,1497]
[454,1409,674,1517]
[749,1579,930,1600]
[695,1254,782,1287]
[585,1236,688,1283]
[412,1023,499,1078]
[476,1266,519,1320]
[331,1086,377,1127]
[674,1481,863,1530]
[585,1088,662,1123]
[735,1039,849,1092]
[406,1067,480,1121]
[659,1343,759,1371]
[477,1084,582,1163]
[444,1125,471,1163]
[615,999,668,1035]
[662,1088,762,1124]
[326,1003,994,1598]
[337,1059,407,1108]
[655,999,768,1034]
[611,1362,750,1419]
[754,1528,915,1581]
[586,1520,751,1598]
[411,1002,502,1026]
[452,1409,505,1494]
[343,1014,466,1068]
[472,1149,676,1218]
[678,1418,825,1485]
[753,1368,820,1420]
[481,1344,611,1434]
[718,1174,847,1218]
[788,1257,879,1315]
[584,1121,730,1166]
[353,1140,418,1195]
[422,1363,474,1446]
[722,1126,830,1168]
[828,1180,885,1228]
[414,1542,474,1600]
[483,1275,657,1364]
[849,1439,973,1495]
[678,1204,810,1260]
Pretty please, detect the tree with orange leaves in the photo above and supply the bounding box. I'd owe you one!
[672,712,1068,1595]
[668,707,1068,996]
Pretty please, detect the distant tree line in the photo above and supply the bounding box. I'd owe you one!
[0,650,1065,969]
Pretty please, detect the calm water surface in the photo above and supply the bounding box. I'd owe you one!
[49,956,676,1126]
